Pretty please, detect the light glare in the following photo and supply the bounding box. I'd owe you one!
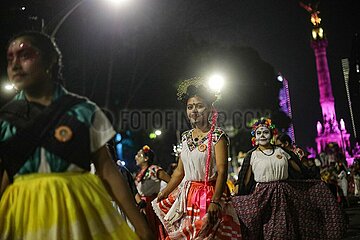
[208,74,224,93]
[105,0,130,5]
[4,83,14,91]
[149,133,156,139]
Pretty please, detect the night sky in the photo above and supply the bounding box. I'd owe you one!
[0,0,358,168]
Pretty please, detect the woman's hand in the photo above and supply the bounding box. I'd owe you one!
[207,201,221,225]
[157,190,169,202]
[157,158,185,202]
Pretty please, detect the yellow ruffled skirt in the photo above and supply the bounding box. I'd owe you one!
[0,172,139,240]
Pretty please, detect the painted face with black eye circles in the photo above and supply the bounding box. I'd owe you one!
[255,126,272,146]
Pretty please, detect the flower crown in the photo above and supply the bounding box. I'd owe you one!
[142,145,151,154]
[176,76,218,103]
[177,77,204,101]
[250,118,278,146]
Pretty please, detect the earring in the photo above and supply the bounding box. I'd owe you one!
[208,112,213,123]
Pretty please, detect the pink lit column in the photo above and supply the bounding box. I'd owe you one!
[311,39,338,129]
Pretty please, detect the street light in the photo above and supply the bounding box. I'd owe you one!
[208,74,225,93]
[43,0,132,108]
[48,0,87,37]
[106,0,131,5]
[149,129,162,140]
[47,0,129,37]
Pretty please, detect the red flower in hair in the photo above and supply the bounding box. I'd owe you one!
[142,145,151,153]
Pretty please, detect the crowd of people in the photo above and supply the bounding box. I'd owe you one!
[0,31,353,239]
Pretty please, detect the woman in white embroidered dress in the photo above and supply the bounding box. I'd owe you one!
[134,145,170,239]
[152,77,241,240]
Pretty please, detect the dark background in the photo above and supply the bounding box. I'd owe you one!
[0,0,358,170]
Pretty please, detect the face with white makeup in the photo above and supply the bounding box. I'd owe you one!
[186,96,211,127]
[255,126,272,147]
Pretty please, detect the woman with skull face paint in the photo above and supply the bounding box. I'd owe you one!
[232,118,346,239]
[0,31,154,240]
[152,77,242,239]
[235,118,302,195]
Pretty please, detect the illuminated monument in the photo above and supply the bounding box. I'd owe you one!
[301,2,351,157]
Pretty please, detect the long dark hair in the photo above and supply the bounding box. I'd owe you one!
[7,31,64,84]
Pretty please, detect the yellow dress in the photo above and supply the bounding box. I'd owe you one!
[0,172,139,240]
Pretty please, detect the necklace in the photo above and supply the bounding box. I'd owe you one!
[193,129,210,143]
[258,145,275,156]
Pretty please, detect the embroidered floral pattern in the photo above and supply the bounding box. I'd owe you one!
[181,127,228,152]
[135,165,162,183]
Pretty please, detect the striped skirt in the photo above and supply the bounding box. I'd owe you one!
[0,172,139,240]
[152,180,242,239]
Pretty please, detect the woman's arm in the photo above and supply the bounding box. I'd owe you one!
[92,146,154,240]
[0,173,9,199]
[234,165,253,195]
[244,164,253,187]
[289,159,302,173]
[157,158,184,201]
[207,136,228,224]
[211,136,228,202]
[0,163,9,199]
[157,169,171,183]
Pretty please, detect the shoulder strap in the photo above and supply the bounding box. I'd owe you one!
[0,94,86,181]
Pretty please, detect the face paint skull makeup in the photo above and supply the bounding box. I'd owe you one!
[255,126,272,146]
[186,96,210,125]
[250,118,277,146]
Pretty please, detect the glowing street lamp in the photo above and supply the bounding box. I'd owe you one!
[154,129,162,136]
[208,74,225,93]
[48,0,131,37]
[149,129,162,140]
[105,0,131,5]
